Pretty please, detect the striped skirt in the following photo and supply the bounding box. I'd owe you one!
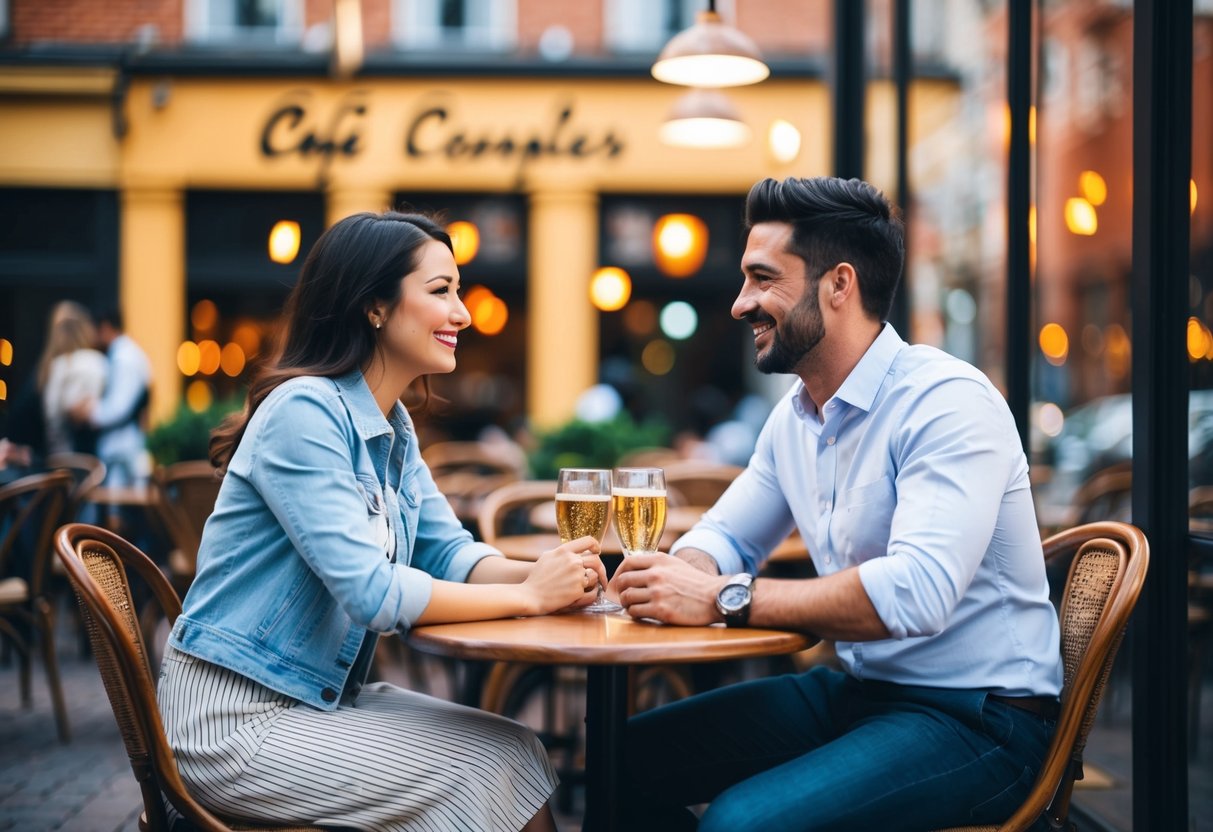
[156,644,558,832]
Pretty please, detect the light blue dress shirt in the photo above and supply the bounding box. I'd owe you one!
[170,370,502,709]
[672,325,1063,697]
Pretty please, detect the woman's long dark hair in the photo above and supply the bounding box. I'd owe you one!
[210,211,453,470]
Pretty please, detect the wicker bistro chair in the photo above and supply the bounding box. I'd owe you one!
[0,470,73,742]
[45,452,107,523]
[150,461,222,596]
[54,524,331,832]
[934,521,1149,832]
[421,440,528,533]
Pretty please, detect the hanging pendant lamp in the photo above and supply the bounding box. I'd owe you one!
[651,2,770,88]
[658,88,752,149]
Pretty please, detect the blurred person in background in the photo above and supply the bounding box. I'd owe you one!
[39,300,107,455]
[159,211,606,831]
[70,306,151,486]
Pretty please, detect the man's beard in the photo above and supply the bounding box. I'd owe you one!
[750,291,825,375]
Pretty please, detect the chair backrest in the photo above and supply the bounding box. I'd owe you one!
[616,447,683,469]
[151,460,221,582]
[477,479,560,547]
[0,471,72,598]
[421,440,528,478]
[45,452,106,521]
[1072,463,1133,524]
[1001,521,1149,831]
[662,460,743,509]
[53,523,238,832]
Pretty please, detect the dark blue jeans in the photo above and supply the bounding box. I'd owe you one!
[623,667,1055,832]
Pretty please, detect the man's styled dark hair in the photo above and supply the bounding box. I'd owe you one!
[96,305,123,331]
[744,177,905,321]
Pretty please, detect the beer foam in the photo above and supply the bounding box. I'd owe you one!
[612,488,667,498]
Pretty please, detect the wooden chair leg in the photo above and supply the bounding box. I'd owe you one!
[36,598,70,743]
[0,618,32,706]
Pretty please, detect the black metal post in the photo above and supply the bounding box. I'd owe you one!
[832,0,865,180]
[583,665,629,832]
[890,0,911,336]
[1005,0,1032,452]
[1131,1,1192,829]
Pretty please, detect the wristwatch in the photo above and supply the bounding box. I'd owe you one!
[715,573,755,627]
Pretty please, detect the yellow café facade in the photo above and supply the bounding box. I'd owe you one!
[0,62,954,427]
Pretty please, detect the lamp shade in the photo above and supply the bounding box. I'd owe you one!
[658,88,752,149]
[651,10,770,88]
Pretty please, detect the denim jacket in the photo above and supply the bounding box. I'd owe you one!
[168,370,500,710]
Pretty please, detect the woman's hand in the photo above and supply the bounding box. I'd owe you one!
[522,536,607,614]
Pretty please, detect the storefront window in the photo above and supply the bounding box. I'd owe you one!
[183,190,323,407]
[393,0,516,51]
[395,193,527,442]
[184,0,304,44]
[1189,9,1213,821]
[605,0,707,52]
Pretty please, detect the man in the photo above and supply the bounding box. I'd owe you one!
[611,177,1061,832]
[72,306,151,486]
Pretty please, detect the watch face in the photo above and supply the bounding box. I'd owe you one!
[720,584,750,611]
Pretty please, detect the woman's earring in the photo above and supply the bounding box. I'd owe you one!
[375,322,382,329]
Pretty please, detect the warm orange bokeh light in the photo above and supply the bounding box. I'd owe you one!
[1188,318,1212,362]
[448,221,481,266]
[590,267,632,311]
[472,295,508,336]
[1193,180,1199,215]
[1039,323,1069,365]
[269,220,302,264]
[0,338,11,366]
[622,300,658,336]
[1078,171,1107,206]
[0,379,7,401]
[177,341,201,376]
[1064,198,1098,236]
[1105,324,1131,380]
[641,339,675,375]
[220,342,247,377]
[231,323,262,357]
[191,299,218,333]
[186,379,213,413]
[653,213,709,278]
[197,340,222,375]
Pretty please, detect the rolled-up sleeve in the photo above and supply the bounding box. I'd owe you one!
[858,379,1014,639]
[670,417,796,575]
[249,387,432,633]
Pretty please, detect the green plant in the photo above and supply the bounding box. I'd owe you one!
[147,395,243,466]
[528,413,670,479]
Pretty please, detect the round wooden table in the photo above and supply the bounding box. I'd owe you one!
[408,613,813,832]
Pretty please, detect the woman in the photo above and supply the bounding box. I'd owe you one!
[39,301,107,455]
[158,211,607,831]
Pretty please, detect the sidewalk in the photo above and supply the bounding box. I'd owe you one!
[0,636,141,832]
[0,617,586,832]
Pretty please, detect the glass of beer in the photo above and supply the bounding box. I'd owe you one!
[611,467,668,558]
[555,468,618,614]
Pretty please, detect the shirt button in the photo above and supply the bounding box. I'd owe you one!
[321,687,337,703]
[825,556,833,564]
[826,436,836,446]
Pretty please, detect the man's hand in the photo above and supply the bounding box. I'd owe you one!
[609,553,729,625]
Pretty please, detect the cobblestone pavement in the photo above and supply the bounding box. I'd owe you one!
[0,634,142,832]
[0,616,586,832]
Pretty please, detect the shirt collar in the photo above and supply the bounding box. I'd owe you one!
[790,323,906,422]
[832,323,905,413]
[333,369,412,442]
